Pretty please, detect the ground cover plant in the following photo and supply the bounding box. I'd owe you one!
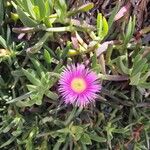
[0,0,150,149]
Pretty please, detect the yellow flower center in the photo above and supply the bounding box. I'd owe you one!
[71,78,86,93]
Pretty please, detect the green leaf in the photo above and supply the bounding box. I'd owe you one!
[88,133,106,142]
[91,52,97,68]
[106,44,113,63]
[27,84,37,92]
[14,0,23,8]
[45,0,51,16]
[11,69,24,77]
[44,49,52,64]
[124,16,135,45]
[97,13,108,40]
[138,82,150,88]
[25,127,38,150]
[61,42,71,59]
[27,32,51,53]
[102,16,109,37]
[71,126,84,141]
[17,6,37,27]
[81,133,92,145]
[108,2,121,28]
[118,57,130,74]
[0,75,5,86]
[0,0,4,23]
[76,3,94,12]
[22,68,41,86]
[140,71,150,83]
[22,0,36,19]
[58,0,67,12]
[48,0,54,14]
[30,58,45,77]
[81,143,88,150]
[33,6,40,21]
[2,122,15,133]
[131,15,136,38]
[0,36,7,49]
[68,3,94,17]
[45,91,58,100]
[132,55,141,66]
[6,26,11,46]
[125,17,132,44]
[36,94,43,105]
[53,141,62,150]
[54,0,67,19]
[6,92,33,104]
[16,98,36,107]
[0,136,16,148]
[97,13,103,38]
[35,0,46,20]
[130,72,141,85]
[29,93,43,105]
[43,45,57,59]
[132,57,147,76]
[57,128,70,134]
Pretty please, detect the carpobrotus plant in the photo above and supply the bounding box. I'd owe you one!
[58,64,101,107]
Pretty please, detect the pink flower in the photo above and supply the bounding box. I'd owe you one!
[58,64,101,107]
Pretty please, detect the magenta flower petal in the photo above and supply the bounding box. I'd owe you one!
[58,64,101,107]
